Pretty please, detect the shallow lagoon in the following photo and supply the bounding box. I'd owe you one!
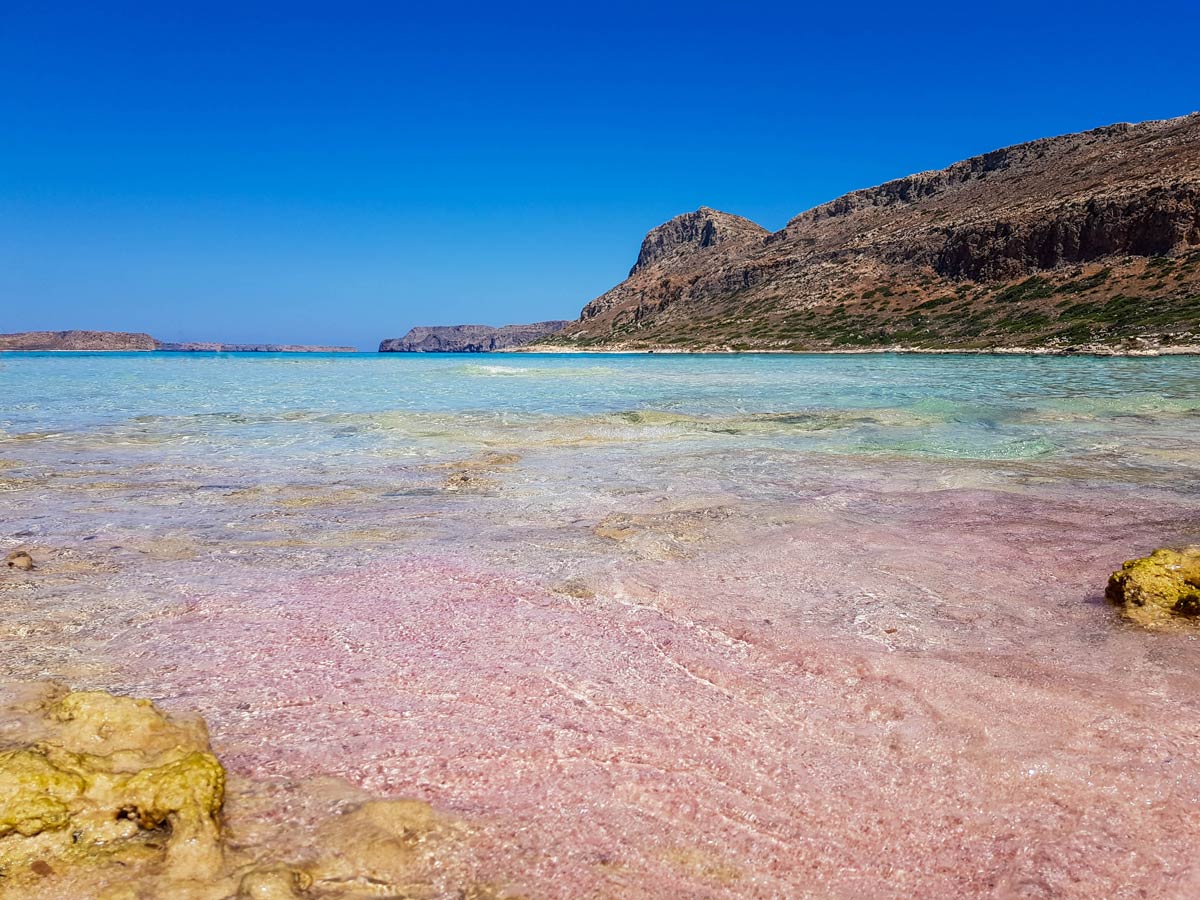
[3,352,1200,897]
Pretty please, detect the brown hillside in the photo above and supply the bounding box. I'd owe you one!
[544,114,1200,352]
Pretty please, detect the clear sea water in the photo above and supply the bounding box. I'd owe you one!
[5,350,1200,899]
[4,350,1200,465]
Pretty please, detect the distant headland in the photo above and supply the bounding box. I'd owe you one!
[0,331,357,353]
[156,341,358,353]
[379,321,570,352]
[526,113,1200,354]
[394,115,1200,356]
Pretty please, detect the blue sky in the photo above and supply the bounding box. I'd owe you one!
[2,1,1197,349]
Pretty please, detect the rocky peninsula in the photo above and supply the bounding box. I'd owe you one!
[530,113,1200,353]
[379,321,570,352]
[0,332,357,353]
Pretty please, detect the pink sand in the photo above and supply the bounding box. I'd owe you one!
[103,487,1200,898]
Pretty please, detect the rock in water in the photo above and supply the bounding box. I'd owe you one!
[1106,547,1200,624]
[0,688,225,887]
[5,550,34,570]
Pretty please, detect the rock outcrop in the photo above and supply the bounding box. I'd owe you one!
[628,207,769,276]
[379,321,570,352]
[156,342,357,352]
[0,688,226,886]
[5,550,34,570]
[1107,547,1200,625]
[541,113,1200,352]
[0,682,505,898]
[0,331,156,351]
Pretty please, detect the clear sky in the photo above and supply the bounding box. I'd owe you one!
[2,1,1197,349]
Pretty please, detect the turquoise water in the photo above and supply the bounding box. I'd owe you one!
[4,351,1200,465]
[5,351,1200,900]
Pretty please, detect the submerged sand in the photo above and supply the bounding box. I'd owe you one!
[3,353,1200,897]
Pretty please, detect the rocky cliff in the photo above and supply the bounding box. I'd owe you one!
[628,207,768,276]
[379,321,570,352]
[540,113,1200,352]
[0,330,157,351]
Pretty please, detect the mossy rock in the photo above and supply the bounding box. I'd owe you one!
[1106,548,1200,625]
[0,688,226,884]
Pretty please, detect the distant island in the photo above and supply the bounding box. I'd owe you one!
[0,330,158,351]
[515,113,1200,354]
[0,331,357,352]
[379,321,569,352]
[156,341,357,353]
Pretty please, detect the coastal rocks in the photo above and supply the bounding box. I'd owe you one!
[379,321,571,352]
[0,687,226,889]
[304,798,449,893]
[593,506,733,559]
[0,681,507,898]
[435,451,521,492]
[236,866,312,899]
[0,331,157,352]
[1107,547,1200,625]
[5,550,34,570]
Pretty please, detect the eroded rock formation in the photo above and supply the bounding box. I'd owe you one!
[0,687,226,891]
[1107,547,1200,625]
[0,682,511,899]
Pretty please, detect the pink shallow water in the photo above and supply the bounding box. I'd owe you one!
[92,484,1200,899]
[5,351,1200,897]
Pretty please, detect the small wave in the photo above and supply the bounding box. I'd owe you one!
[457,363,617,378]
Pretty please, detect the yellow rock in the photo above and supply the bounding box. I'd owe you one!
[50,689,211,759]
[0,749,85,837]
[1107,547,1200,625]
[5,550,34,570]
[0,688,226,888]
[0,685,480,898]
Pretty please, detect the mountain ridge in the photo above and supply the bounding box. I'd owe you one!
[539,113,1200,352]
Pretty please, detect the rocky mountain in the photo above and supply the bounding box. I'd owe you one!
[156,342,356,352]
[0,330,156,351]
[379,321,570,352]
[627,208,769,276]
[536,113,1200,352]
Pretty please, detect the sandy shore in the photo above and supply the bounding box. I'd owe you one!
[512,342,1200,356]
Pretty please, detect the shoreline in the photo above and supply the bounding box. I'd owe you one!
[0,348,361,354]
[510,342,1200,357]
[5,345,1199,358]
